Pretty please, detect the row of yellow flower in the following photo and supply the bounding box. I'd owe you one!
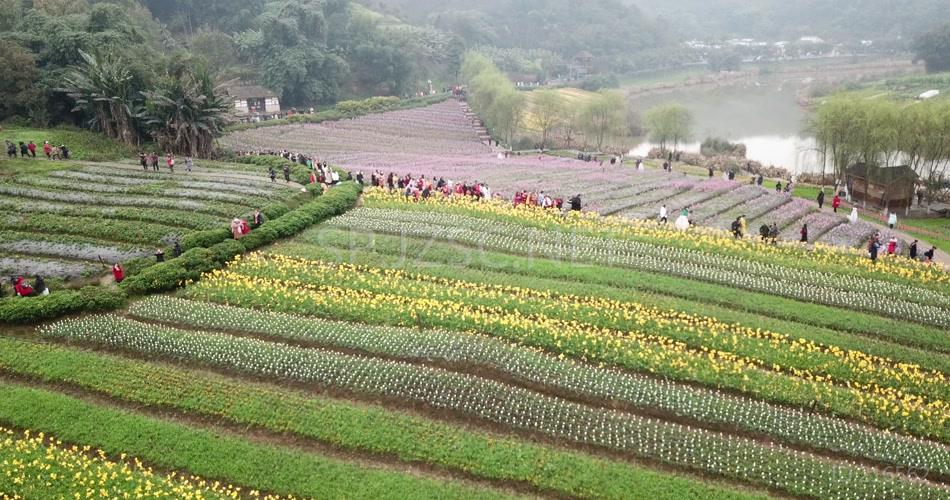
[237,253,947,402]
[362,188,950,285]
[189,266,947,440]
[0,427,282,499]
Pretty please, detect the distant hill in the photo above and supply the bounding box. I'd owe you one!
[625,0,947,42]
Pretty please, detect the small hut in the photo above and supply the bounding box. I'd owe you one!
[845,164,918,213]
[224,82,281,122]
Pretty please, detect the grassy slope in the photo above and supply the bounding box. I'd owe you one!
[0,126,132,161]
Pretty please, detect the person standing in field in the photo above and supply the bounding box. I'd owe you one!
[817,189,825,209]
[283,164,291,183]
[185,156,193,173]
[27,141,36,158]
[139,152,147,170]
[868,237,881,262]
[112,262,125,283]
[832,193,841,213]
[659,204,668,223]
[165,153,175,173]
[887,236,898,256]
[910,240,919,260]
[269,167,277,183]
[43,141,52,159]
[800,223,808,243]
[888,211,897,229]
[19,142,29,158]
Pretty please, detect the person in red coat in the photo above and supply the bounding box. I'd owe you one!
[13,276,33,297]
[832,194,841,213]
[112,263,125,283]
[42,141,52,159]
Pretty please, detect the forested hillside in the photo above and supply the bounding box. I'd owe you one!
[0,0,456,128]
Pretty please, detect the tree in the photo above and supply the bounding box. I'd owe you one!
[708,50,742,72]
[63,50,139,146]
[531,89,565,150]
[645,103,693,154]
[0,41,42,123]
[913,22,950,73]
[580,90,627,152]
[34,0,89,16]
[140,64,231,157]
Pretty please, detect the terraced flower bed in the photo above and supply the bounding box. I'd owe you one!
[0,160,299,280]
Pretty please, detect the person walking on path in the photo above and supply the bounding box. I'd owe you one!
[887,211,897,229]
[27,141,36,158]
[283,164,291,183]
[268,167,277,183]
[817,189,825,209]
[910,240,919,260]
[832,194,841,213]
[775,181,782,193]
[659,204,668,223]
[185,156,193,173]
[165,153,175,173]
[848,207,859,224]
[139,153,147,171]
[111,263,125,283]
[42,141,52,159]
[800,224,809,243]
[19,142,29,158]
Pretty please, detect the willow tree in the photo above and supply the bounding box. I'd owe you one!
[644,103,693,155]
[531,89,565,150]
[581,90,627,152]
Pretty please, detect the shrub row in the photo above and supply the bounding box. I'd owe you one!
[0,182,362,324]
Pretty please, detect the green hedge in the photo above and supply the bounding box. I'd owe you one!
[121,183,360,296]
[0,182,362,324]
[0,286,126,323]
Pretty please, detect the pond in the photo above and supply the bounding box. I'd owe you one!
[627,79,829,174]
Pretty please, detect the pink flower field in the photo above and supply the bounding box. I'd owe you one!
[222,100,874,247]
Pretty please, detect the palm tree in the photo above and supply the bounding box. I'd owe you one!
[63,50,139,146]
[140,65,231,157]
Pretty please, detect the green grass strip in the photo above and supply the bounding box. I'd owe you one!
[0,378,510,500]
[284,228,950,371]
[0,337,761,500]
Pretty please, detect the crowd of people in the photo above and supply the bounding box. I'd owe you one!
[139,152,193,173]
[358,170,585,212]
[5,140,71,160]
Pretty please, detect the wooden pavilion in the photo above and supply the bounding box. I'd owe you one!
[845,164,918,213]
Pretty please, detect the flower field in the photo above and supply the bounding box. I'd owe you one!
[4,101,948,498]
[218,100,902,249]
[6,176,948,499]
[0,160,300,281]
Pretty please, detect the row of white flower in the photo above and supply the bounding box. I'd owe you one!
[42,314,946,499]
[128,296,950,476]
